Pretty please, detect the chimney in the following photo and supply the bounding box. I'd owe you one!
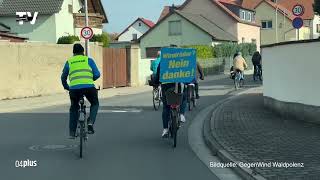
[169,4,175,13]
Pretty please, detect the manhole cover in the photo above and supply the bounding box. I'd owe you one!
[29,145,78,151]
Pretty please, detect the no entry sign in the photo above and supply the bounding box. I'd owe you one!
[81,27,94,40]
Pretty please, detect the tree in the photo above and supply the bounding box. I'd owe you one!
[89,32,110,47]
[314,0,320,15]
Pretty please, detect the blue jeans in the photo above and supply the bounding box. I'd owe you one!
[161,83,187,129]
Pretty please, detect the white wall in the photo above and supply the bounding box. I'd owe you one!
[139,58,153,85]
[262,40,320,106]
[118,20,150,42]
[313,15,320,39]
[55,0,75,41]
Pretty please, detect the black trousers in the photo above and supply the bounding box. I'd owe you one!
[69,87,99,134]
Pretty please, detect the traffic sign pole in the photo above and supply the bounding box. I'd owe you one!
[84,0,89,56]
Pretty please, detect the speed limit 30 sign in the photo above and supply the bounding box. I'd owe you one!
[292,4,305,17]
[81,27,94,40]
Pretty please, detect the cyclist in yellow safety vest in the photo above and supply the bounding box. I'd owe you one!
[61,44,101,139]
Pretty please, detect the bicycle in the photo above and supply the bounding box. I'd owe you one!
[165,86,183,148]
[253,65,263,81]
[76,96,88,158]
[234,69,244,90]
[152,85,162,111]
[186,83,196,111]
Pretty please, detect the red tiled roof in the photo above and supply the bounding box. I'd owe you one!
[211,0,260,26]
[242,0,263,10]
[115,18,155,40]
[140,18,155,28]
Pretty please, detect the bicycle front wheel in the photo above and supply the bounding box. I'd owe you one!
[79,122,84,158]
[188,87,193,111]
[153,88,161,111]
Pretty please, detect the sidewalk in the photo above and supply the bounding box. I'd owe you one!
[0,86,150,113]
[206,87,320,180]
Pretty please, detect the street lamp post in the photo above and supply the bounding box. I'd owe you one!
[84,0,90,56]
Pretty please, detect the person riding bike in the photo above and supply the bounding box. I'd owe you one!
[251,51,262,81]
[194,61,204,99]
[149,51,161,99]
[61,44,101,139]
[154,45,188,138]
[233,51,248,80]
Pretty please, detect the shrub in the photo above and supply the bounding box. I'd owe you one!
[57,35,80,44]
[182,45,214,59]
[214,42,256,58]
[89,33,110,47]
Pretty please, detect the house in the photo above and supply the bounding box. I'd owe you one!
[139,0,261,58]
[0,23,28,42]
[116,18,155,42]
[252,0,319,44]
[0,0,108,43]
[242,0,320,45]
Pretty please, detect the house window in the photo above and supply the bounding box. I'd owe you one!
[139,23,142,26]
[242,37,245,43]
[146,47,161,58]
[246,12,252,21]
[169,20,182,36]
[261,20,272,29]
[132,34,138,41]
[240,10,246,20]
[68,4,73,14]
[317,24,320,33]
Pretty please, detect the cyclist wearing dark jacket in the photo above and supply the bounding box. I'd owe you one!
[252,51,262,80]
[61,44,101,139]
[194,61,204,99]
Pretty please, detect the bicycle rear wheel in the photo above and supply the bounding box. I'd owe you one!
[170,109,179,148]
[153,88,161,111]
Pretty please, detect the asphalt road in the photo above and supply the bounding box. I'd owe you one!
[0,75,261,180]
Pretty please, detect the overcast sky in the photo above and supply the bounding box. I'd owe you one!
[101,0,186,33]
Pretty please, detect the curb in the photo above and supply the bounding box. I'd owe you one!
[203,88,267,180]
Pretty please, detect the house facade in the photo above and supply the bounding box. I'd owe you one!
[0,0,107,43]
[243,0,320,45]
[180,0,261,45]
[139,10,238,58]
[116,18,155,42]
[139,0,260,58]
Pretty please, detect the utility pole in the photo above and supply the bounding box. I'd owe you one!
[275,0,278,43]
[84,0,90,56]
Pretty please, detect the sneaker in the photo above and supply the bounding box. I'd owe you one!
[161,128,169,138]
[180,114,186,123]
[88,124,95,134]
[196,94,200,99]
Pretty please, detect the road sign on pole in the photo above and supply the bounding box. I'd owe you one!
[292,4,305,17]
[84,0,89,56]
[81,27,94,40]
[292,17,304,29]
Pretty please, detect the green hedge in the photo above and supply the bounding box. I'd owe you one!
[57,35,80,44]
[182,45,214,59]
[214,43,256,58]
[89,33,110,47]
[182,43,256,59]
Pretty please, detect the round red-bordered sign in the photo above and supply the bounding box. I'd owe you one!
[80,27,94,40]
[292,4,305,17]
